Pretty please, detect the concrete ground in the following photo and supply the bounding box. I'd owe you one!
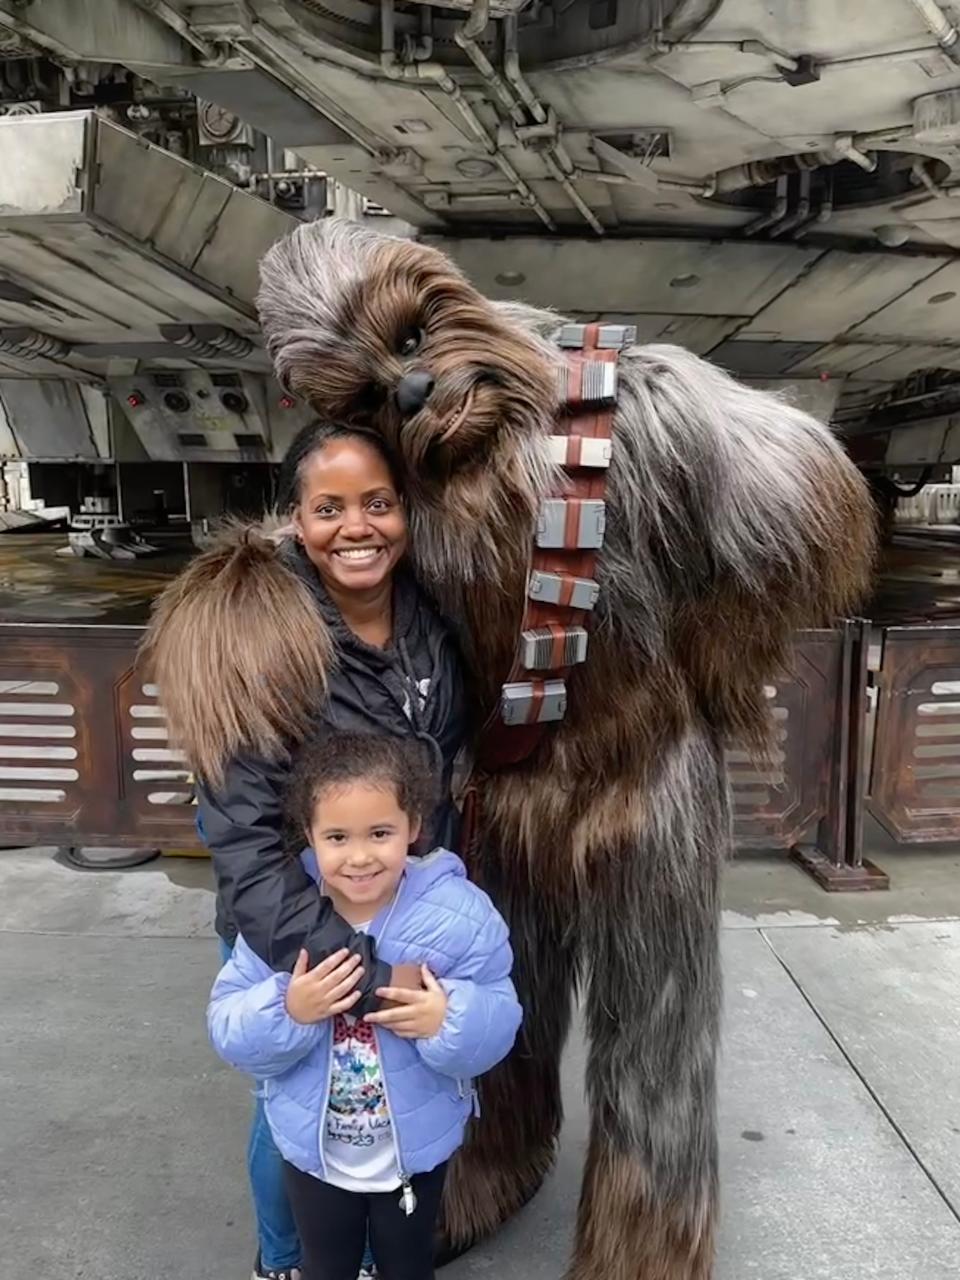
[1,845,959,1279]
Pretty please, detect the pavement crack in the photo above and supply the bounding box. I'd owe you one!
[758,927,960,1228]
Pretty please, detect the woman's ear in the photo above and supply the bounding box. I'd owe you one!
[291,506,304,543]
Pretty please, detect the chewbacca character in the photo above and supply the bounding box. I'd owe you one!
[156,219,875,1280]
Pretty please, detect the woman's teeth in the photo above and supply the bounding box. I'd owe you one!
[335,548,380,561]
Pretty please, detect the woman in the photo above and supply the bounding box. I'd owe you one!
[144,421,467,1280]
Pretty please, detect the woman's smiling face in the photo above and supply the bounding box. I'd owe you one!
[293,435,407,596]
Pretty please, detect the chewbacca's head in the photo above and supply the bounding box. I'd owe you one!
[257,220,557,485]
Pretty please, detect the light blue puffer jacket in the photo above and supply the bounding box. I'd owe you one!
[208,849,521,1182]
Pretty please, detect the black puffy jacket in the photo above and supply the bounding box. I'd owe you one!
[197,541,467,1014]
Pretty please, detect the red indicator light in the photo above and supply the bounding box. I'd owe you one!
[127,391,144,408]
[279,394,296,409]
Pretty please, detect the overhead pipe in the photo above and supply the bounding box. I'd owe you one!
[831,134,877,173]
[573,165,716,196]
[452,0,524,125]
[743,174,789,236]
[793,177,834,239]
[503,14,548,124]
[462,2,601,233]
[907,0,960,63]
[435,0,601,234]
[653,37,800,72]
[451,1,601,230]
[412,6,434,62]
[912,158,960,198]
[542,153,605,235]
[770,169,812,237]
[379,0,556,230]
[821,44,939,73]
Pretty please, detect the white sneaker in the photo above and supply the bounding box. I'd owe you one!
[252,1261,301,1280]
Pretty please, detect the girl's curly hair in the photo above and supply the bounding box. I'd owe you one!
[283,730,438,843]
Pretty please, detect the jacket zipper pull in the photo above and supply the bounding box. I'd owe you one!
[399,1177,417,1217]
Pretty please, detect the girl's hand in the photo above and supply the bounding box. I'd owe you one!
[285,948,363,1025]
[365,965,448,1039]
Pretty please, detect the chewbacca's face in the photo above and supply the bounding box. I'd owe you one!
[259,230,556,485]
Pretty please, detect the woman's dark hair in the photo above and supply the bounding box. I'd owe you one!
[283,730,437,840]
[276,421,402,513]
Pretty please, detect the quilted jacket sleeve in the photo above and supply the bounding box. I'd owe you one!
[208,936,321,1078]
[415,890,522,1080]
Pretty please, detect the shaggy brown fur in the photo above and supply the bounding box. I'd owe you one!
[149,219,876,1279]
[140,523,333,788]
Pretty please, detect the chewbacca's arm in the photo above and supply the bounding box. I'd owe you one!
[610,345,876,737]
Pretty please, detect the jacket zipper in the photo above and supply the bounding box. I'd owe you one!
[373,1024,417,1215]
[371,886,415,1214]
[318,886,415,1213]
[458,1077,481,1118]
[316,1028,335,1178]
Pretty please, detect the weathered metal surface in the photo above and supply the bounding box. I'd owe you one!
[109,369,312,464]
[728,629,846,853]
[0,616,847,854]
[0,112,294,382]
[0,625,198,848]
[0,379,109,460]
[0,610,947,864]
[870,623,960,843]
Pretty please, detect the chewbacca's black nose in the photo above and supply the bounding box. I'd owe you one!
[395,370,436,416]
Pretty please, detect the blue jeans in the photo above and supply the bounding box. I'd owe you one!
[217,938,375,1273]
[219,937,302,1271]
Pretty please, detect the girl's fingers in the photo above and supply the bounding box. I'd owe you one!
[420,966,442,992]
[330,990,363,1014]
[329,968,364,1000]
[316,954,361,987]
[292,949,310,979]
[373,986,423,1005]
[311,948,350,979]
[364,1006,411,1025]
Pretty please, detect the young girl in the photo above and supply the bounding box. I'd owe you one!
[208,732,521,1280]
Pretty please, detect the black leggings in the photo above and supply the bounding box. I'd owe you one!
[282,1161,446,1280]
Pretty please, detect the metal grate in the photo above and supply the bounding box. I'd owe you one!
[127,682,193,807]
[869,626,960,843]
[727,686,788,811]
[0,678,78,804]
[911,679,960,798]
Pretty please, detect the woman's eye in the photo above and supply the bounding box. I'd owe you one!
[368,498,389,512]
[315,504,338,518]
[397,327,424,358]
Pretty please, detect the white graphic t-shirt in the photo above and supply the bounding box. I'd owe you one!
[321,922,401,1193]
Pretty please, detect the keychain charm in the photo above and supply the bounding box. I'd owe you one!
[399,1179,417,1217]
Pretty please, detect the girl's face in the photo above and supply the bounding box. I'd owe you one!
[293,437,407,597]
[310,780,419,921]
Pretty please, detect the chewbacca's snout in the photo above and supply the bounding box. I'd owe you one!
[395,369,436,416]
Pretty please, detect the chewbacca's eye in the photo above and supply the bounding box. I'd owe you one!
[396,327,424,358]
